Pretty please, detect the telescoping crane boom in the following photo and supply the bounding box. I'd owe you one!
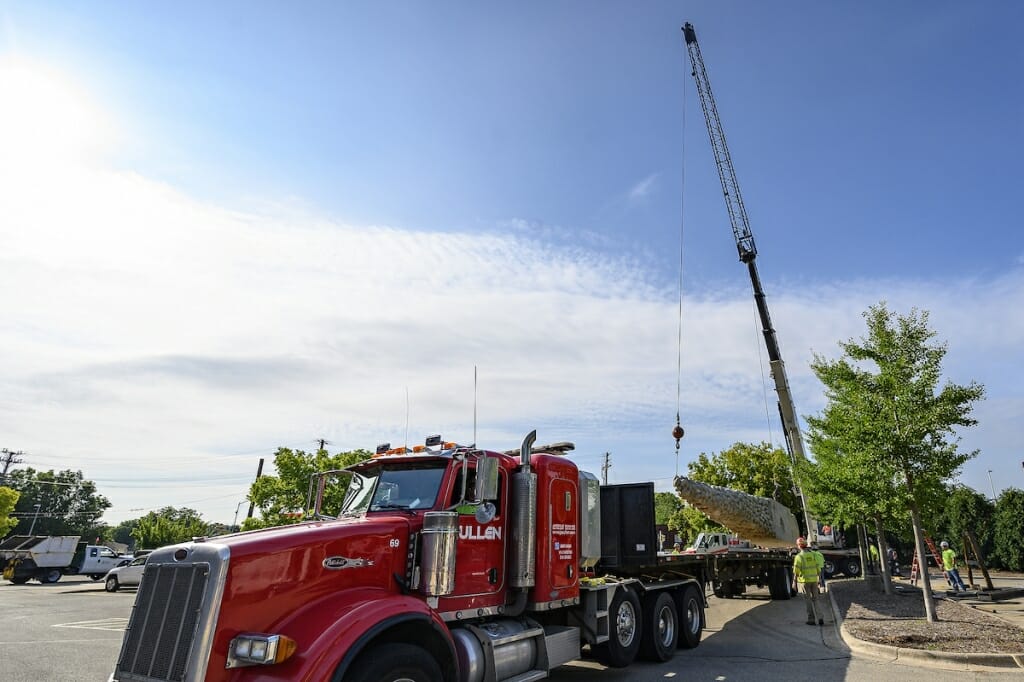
[682,23,818,544]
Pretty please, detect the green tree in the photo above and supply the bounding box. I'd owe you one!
[244,447,372,530]
[805,303,984,621]
[6,468,111,538]
[654,492,682,525]
[992,488,1024,571]
[0,486,20,537]
[934,485,995,564]
[111,518,141,548]
[131,507,208,549]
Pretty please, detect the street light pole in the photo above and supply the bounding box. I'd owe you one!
[233,500,248,530]
[28,503,41,535]
[987,469,997,503]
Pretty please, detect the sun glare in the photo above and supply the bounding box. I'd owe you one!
[0,58,111,172]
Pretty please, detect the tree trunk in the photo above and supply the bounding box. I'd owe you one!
[908,501,938,622]
[856,524,870,579]
[874,514,893,595]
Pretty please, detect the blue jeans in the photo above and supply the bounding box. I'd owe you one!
[946,568,966,591]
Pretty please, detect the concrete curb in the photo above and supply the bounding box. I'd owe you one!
[826,588,1024,671]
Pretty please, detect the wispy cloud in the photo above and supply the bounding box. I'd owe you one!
[628,173,659,202]
[2,160,1019,522]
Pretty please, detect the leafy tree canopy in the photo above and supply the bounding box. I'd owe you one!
[5,468,111,538]
[131,507,208,550]
[993,488,1024,571]
[806,304,983,512]
[654,492,681,526]
[0,486,20,537]
[934,485,995,560]
[243,447,372,530]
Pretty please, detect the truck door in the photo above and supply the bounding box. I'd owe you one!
[447,464,506,599]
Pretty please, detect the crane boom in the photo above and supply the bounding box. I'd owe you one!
[682,23,818,543]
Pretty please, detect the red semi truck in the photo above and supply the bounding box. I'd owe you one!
[111,432,793,682]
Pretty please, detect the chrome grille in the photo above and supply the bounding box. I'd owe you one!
[113,544,229,682]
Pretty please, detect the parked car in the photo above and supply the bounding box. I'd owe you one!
[104,555,147,592]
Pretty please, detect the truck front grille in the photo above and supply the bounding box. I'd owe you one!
[114,544,229,682]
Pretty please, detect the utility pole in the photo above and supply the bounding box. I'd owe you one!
[246,458,264,519]
[315,439,331,452]
[1,448,24,482]
[601,452,611,485]
[987,469,997,503]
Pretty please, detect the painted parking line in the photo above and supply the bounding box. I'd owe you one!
[54,617,129,632]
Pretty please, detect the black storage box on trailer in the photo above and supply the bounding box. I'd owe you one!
[599,482,658,571]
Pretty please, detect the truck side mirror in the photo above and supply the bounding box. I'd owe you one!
[474,456,499,502]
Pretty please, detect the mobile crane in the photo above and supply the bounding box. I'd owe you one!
[682,23,821,546]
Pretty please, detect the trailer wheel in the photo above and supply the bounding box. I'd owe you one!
[675,584,704,649]
[822,560,836,579]
[639,592,678,661]
[594,586,642,667]
[843,558,861,577]
[345,643,441,682]
[105,576,119,592]
[41,569,62,584]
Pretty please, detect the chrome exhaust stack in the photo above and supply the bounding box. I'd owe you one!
[509,430,537,590]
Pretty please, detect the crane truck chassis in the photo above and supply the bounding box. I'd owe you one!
[111,433,798,682]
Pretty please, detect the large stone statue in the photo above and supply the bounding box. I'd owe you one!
[674,476,799,549]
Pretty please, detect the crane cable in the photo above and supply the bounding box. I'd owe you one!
[673,47,689,479]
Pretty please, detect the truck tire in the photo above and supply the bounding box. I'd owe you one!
[594,586,642,667]
[41,569,62,584]
[675,584,704,649]
[822,560,836,579]
[843,558,861,577]
[10,576,29,585]
[639,592,678,662]
[345,643,442,682]
[105,576,120,592]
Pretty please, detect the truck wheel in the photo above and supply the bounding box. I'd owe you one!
[344,643,441,682]
[822,560,836,579]
[10,576,29,585]
[105,576,119,592]
[640,592,678,661]
[41,569,62,584]
[594,586,642,667]
[843,558,861,577]
[675,584,704,649]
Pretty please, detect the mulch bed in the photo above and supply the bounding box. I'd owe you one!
[829,579,1024,654]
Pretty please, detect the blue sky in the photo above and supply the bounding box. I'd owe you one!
[2,2,1022,525]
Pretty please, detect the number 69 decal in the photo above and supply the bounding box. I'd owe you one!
[389,538,401,548]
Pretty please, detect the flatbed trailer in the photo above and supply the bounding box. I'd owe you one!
[594,484,796,601]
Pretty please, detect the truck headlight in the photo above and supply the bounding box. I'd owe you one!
[226,633,297,668]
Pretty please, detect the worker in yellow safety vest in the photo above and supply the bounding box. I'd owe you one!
[793,536,824,626]
[940,540,967,592]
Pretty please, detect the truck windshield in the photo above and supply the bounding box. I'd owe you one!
[341,462,448,515]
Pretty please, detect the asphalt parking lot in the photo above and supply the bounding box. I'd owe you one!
[0,574,130,682]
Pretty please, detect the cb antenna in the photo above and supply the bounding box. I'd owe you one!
[473,365,478,447]
[405,386,410,450]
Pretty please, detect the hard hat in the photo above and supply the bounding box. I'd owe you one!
[796,537,807,546]
[940,540,949,547]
